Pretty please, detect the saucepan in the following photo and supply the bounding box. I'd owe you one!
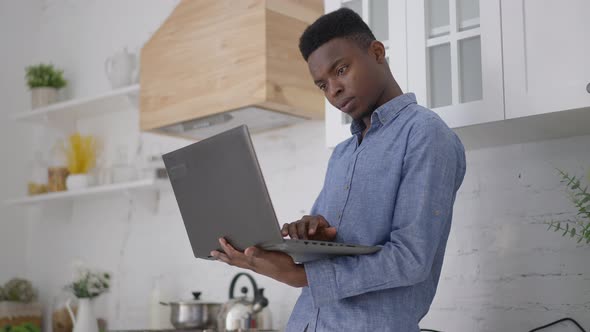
[160,291,222,329]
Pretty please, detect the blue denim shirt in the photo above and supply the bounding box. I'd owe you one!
[286,93,466,332]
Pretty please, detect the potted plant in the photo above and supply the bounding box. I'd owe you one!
[0,278,42,332]
[25,63,67,109]
[64,267,110,332]
[546,168,590,244]
[60,133,97,190]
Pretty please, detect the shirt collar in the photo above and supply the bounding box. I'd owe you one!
[350,93,417,135]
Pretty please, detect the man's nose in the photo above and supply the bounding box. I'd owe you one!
[327,78,343,99]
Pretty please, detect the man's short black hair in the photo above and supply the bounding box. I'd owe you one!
[299,7,376,62]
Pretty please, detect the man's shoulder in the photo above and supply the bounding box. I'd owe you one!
[403,103,447,128]
[395,104,464,153]
[387,103,453,138]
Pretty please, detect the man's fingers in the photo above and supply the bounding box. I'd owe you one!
[211,251,230,263]
[283,216,332,239]
[308,218,319,235]
[245,246,261,258]
[288,222,299,239]
[316,215,331,229]
[215,239,257,269]
[219,237,240,258]
[296,221,308,240]
[324,227,338,240]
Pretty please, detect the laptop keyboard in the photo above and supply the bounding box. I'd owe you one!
[290,239,358,248]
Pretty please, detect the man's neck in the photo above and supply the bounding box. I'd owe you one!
[360,81,404,138]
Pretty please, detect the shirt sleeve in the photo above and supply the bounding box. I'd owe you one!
[304,117,466,307]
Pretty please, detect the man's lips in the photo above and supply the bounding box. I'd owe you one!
[338,97,354,113]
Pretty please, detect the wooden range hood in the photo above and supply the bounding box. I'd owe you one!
[140,0,324,139]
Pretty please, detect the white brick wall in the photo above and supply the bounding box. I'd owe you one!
[421,136,590,331]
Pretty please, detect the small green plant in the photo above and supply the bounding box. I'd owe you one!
[25,63,67,89]
[65,268,110,299]
[546,168,590,244]
[0,322,40,332]
[2,279,36,303]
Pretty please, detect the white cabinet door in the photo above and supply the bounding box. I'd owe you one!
[324,0,405,147]
[324,0,351,147]
[407,0,504,128]
[502,0,590,119]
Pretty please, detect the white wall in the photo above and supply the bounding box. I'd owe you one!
[0,0,40,282]
[2,1,589,331]
[421,136,590,331]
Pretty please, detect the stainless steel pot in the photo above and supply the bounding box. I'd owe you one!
[160,291,222,329]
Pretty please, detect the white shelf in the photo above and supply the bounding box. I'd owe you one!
[12,84,139,124]
[4,178,158,206]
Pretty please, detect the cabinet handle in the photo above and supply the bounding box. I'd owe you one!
[587,82,590,94]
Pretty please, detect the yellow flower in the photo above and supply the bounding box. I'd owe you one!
[61,133,97,174]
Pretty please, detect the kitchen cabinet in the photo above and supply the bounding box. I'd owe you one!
[501,0,590,119]
[324,0,406,147]
[406,0,504,128]
[324,0,590,149]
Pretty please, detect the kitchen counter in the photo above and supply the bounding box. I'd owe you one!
[109,330,212,332]
[109,330,279,332]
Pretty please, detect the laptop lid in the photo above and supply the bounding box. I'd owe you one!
[162,125,284,259]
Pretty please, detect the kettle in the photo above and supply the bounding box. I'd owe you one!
[217,272,272,331]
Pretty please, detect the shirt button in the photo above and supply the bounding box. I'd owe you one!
[344,185,350,191]
[338,213,342,219]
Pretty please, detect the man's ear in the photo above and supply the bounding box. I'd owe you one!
[369,40,387,64]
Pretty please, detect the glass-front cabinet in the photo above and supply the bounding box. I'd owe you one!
[324,0,503,147]
[406,0,504,128]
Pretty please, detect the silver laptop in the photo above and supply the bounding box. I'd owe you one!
[162,125,381,263]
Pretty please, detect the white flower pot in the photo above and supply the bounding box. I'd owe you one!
[66,174,89,191]
[31,87,58,109]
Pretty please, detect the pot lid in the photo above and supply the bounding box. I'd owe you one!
[164,291,222,305]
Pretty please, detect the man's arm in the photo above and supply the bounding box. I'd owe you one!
[304,117,466,307]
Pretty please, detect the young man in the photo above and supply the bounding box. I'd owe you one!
[210,8,466,332]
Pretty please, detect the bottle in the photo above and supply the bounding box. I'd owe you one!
[148,276,173,329]
[149,277,161,329]
[111,145,136,183]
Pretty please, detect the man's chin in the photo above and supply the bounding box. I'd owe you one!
[342,109,358,120]
[347,111,363,122]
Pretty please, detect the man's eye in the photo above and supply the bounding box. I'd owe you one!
[337,65,348,76]
[318,84,327,91]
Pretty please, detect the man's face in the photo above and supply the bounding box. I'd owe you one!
[307,38,385,121]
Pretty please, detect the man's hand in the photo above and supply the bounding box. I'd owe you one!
[281,215,337,241]
[210,238,308,288]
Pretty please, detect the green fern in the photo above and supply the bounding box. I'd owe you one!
[546,168,590,244]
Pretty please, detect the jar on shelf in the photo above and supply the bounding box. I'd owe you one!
[111,145,137,183]
[47,140,68,192]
